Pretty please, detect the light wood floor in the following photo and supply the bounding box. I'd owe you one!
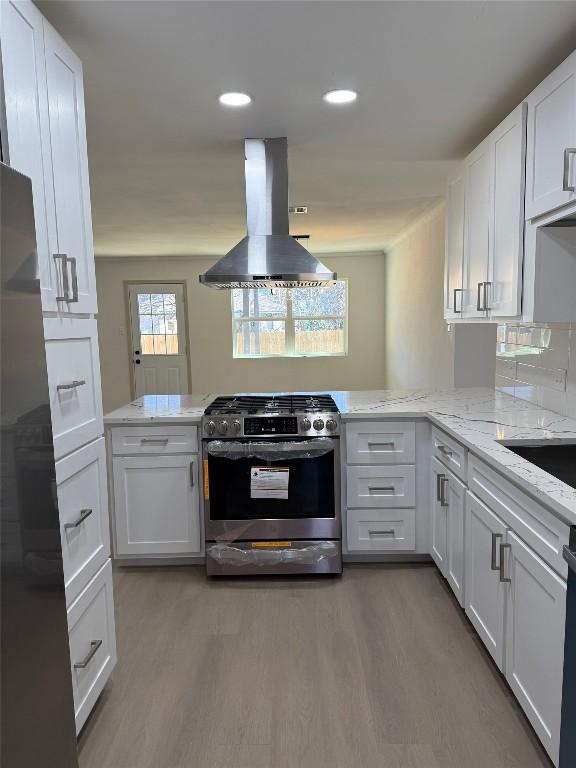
[78,564,553,768]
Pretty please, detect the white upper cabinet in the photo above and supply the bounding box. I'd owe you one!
[461,139,491,318]
[0,1,97,314]
[42,21,97,314]
[0,0,60,310]
[443,171,465,318]
[487,103,526,318]
[525,50,576,220]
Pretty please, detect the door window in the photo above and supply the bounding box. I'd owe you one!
[137,292,178,355]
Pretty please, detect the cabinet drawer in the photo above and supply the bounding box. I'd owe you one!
[56,438,110,605]
[467,454,569,576]
[44,318,103,459]
[347,465,415,508]
[347,508,415,551]
[346,421,415,464]
[431,427,467,480]
[67,559,116,733]
[111,425,198,455]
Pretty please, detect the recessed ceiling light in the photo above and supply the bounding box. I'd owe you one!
[219,92,252,107]
[323,89,357,105]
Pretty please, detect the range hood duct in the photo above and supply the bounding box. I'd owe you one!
[199,137,337,289]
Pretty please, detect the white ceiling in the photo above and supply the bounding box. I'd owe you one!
[38,0,576,258]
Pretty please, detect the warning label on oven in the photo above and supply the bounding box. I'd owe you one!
[250,466,289,499]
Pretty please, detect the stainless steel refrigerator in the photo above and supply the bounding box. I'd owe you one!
[1,162,79,767]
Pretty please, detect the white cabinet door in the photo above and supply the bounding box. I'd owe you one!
[461,140,491,317]
[525,50,576,220]
[488,103,526,318]
[113,454,201,555]
[464,492,507,669]
[431,457,447,574]
[504,531,566,766]
[446,472,466,607]
[0,0,60,310]
[444,171,465,319]
[43,21,97,314]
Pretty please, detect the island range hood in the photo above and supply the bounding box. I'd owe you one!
[199,137,337,289]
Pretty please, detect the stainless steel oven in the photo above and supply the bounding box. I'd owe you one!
[201,395,342,576]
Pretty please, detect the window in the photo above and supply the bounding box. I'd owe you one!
[137,292,179,355]
[232,281,347,358]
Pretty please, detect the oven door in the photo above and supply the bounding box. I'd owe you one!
[203,437,341,541]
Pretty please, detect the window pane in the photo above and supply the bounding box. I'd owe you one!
[165,313,177,334]
[152,316,166,335]
[137,293,151,314]
[153,335,167,354]
[292,282,346,317]
[235,320,285,355]
[139,316,153,334]
[166,335,179,354]
[232,288,287,319]
[163,293,176,309]
[294,319,345,354]
[140,334,154,354]
[151,294,165,314]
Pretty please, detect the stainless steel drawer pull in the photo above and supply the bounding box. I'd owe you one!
[74,639,103,669]
[368,529,395,537]
[438,444,453,457]
[64,508,93,530]
[69,256,79,303]
[453,287,463,313]
[368,486,395,493]
[140,438,169,445]
[436,473,445,502]
[57,379,86,391]
[189,460,195,487]
[490,532,503,570]
[53,253,70,301]
[563,148,576,192]
[368,441,395,448]
[499,543,512,583]
[440,476,449,507]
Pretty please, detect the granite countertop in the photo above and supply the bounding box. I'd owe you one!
[105,388,576,525]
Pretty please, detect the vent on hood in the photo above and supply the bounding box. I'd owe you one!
[199,138,337,289]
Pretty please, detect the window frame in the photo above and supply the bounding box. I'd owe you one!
[231,281,348,359]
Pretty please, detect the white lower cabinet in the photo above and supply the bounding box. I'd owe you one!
[431,457,466,606]
[431,458,448,573]
[67,559,116,733]
[112,454,201,555]
[504,531,566,765]
[464,491,507,668]
[346,508,415,551]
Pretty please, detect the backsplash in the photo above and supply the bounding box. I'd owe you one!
[495,323,576,418]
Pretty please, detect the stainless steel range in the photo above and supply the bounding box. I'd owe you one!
[202,394,342,576]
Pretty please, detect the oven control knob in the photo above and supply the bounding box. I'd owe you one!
[300,417,311,431]
[231,419,241,435]
[326,418,338,432]
[205,420,216,436]
[217,420,229,435]
[313,418,325,431]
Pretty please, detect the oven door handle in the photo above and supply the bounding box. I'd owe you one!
[205,438,337,461]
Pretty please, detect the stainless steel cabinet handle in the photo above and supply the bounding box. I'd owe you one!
[68,256,79,303]
[477,282,484,311]
[499,543,512,583]
[483,281,491,312]
[490,532,503,570]
[53,253,69,301]
[64,508,93,530]
[453,288,463,313]
[140,438,169,445]
[189,460,195,487]
[57,379,86,391]
[368,441,395,448]
[563,148,576,192]
[440,476,449,507]
[368,486,395,493]
[436,473,445,502]
[438,444,453,457]
[74,639,102,669]
[368,529,395,537]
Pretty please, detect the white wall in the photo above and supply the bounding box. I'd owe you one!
[496,323,576,418]
[96,252,388,412]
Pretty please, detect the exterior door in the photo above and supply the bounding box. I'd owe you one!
[525,50,576,220]
[504,531,566,765]
[43,21,97,313]
[461,139,491,317]
[488,103,526,318]
[444,171,465,319]
[128,283,190,397]
[464,491,507,669]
